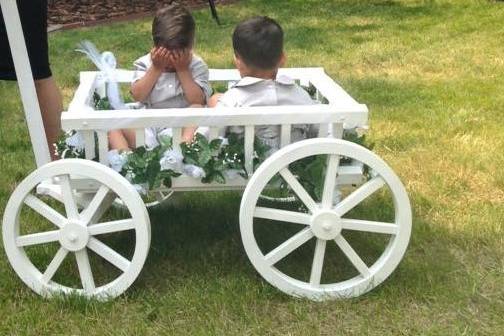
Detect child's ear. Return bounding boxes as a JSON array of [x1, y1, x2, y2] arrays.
[[278, 52, 287, 67], [234, 54, 241, 67], [234, 54, 245, 72]]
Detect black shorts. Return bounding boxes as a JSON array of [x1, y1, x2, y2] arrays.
[[0, 0, 51, 80]]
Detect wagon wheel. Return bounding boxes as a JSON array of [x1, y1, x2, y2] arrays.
[[240, 138, 412, 300], [2, 159, 150, 299]]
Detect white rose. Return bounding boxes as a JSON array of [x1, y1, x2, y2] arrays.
[[125, 171, 134, 182], [157, 128, 174, 143], [183, 164, 206, 179], [195, 126, 209, 138], [224, 169, 241, 180], [133, 183, 147, 195], [219, 136, 229, 148], [65, 131, 85, 151], [160, 149, 183, 173], [107, 149, 128, 172]]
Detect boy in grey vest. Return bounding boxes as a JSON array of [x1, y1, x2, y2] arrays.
[[208, 16, 315, 152]]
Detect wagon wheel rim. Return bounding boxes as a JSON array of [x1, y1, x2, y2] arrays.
[[3, 159, 150, 299], [240, 138, 412, 300]]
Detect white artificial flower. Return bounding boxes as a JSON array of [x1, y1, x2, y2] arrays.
[[107, 149, 128, 172], [224, 169, 241, 180], [219, 136, 229, 148], [65, 131, 85, 151], [133, 183, 147, 195], [183, 164, 206, 179], [160, 149, 183, 172], [124, 171, 134, 182], [158, 128, 173, 139], [195, 126, 209, 138]]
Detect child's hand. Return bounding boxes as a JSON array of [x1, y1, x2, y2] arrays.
[[150, 47, 171, 71], [170, 49, 192, 73]]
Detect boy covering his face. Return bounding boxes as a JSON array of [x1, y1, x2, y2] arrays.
[[109, 3, 212, 150]]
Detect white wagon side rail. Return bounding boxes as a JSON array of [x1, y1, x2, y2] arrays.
[[62, 105, 368, 131], [68, 68, 360, 110]]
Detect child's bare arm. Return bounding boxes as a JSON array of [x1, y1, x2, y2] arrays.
[[171, 49, 205, 105], [208, 93, 223, 108], [130, 48, 167, 102]]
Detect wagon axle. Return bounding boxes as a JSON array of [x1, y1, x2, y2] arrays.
[[311, 211, 343, 241], [59, 220, 89, 252]]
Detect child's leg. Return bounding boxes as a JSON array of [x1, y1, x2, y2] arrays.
[[122, 129, 136, 148], [208, 93, 223, 108], [109, 129, 134, 151], [181, 104, 203, 142], [181, 127, 197, 142]]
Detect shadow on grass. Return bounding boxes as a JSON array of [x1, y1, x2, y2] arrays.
[[114, 188, 468, 303]]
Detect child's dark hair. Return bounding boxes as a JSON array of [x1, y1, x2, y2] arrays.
[[152, 3, 195, 50], [232, 16, 284, 70]]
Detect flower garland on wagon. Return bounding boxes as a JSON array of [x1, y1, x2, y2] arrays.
[[55, 93, 271, 194], [55, 93, 372, 201]]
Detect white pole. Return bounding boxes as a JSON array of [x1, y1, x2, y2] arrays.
[[1, 0, 51, 167]]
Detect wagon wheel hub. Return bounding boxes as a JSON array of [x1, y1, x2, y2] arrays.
[[310, 211, 342, 240], [59, 220, 89, 252]]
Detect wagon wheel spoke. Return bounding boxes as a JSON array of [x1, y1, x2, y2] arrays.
[[309, 239, 327, 286], [87, 237, 131, 272], [41, 247, 69, 283], [59, 175, 79, 220], [24, 195, 66, 228], [334, 235, 370, 278], [88, 219, 135, 236], [75, 249, 95, 292], [264, 227, 314, 266], [279, 168, 318, 213], [16, 230, 60, 247], [334, 177, 385, 217], [321, 154, 340, 208], [254, 207, 311, 225], [341, 219, 398, 235], [79, 185, 111, 225]]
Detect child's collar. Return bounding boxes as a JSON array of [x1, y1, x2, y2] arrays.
[[234, 75, 295, 87]]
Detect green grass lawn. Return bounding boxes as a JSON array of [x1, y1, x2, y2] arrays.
[[1, 0, 503, 334]]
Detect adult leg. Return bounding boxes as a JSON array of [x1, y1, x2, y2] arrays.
[[34, 77, 62, 160]]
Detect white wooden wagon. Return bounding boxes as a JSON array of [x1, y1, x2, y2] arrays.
[[1, 0, 412, 301]]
